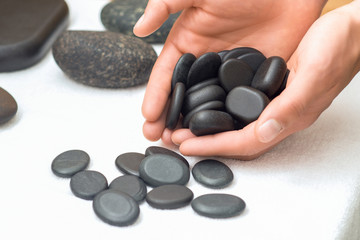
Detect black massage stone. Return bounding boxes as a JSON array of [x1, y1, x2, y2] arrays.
[[70, 170, 108, 200], [217, 50, 229, 61], [189, 110, 235, 136], [251, 56, 287, 98], [273, 69, 289, 98], [236, 51, 266, 72], [191, 193, 246, 218], [166, 82, 185, 130], [93, 189, 140, 226], [226, 86, 270, 125], [0, 87, 18, 125], [192, 159, 233, 188], [115, 152, 145, 176], [185, 78, 219, 97], [146, 185, 194, 209], [186, 52, 221, 88], [51, 149, 90, 178], [0, 0, 69, 72], [171, 53, 197, 91], [109, 175, 147, 202], [218, 58, 254, 92], [222, 47, 261, 62], [145, 146, 189, 168], [139, 154, 190, 187]]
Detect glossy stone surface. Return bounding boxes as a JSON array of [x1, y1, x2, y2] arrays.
[[52, 30, 157, 88], [93, 189, 140, 226], [222, 47, 261, 62], [189, 110, 235, 136], [186, 52, 221, 88], [185, 78, 219, 97], [70, 170, 108, 200], [109, 175, 147, 202], [166, 82, 185, 130], [146, 185, 194, 209], [145, 146, 189, 168], [139, 154, 190, 187], [115, 152, 145, 176], [226, 86, 270, 125], [191, 193, 246, 218], [236, 51, 266, 72], [0, 87, 18, 124], [0, 0, 69, 72], [273, 69, 289, 98], [51, 149, 90, 178], [192, 159, 233, 188], [217, 50, 229, 61], [219, 59, 254, 92], [251, 56, 287, 98], [171, 53, 196, 91]]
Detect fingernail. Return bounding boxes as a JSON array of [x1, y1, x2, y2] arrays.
[[134, 14, 145, 29], [257, 119, 283, 143]]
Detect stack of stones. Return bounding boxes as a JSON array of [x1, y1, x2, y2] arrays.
[[166, 47, 289, 136], [51, 147, 246, 227]]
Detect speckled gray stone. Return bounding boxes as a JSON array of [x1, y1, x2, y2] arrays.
[[52, 30, 157, 88], [145, 146, 189, 168], [70, 170, 108, 200], [0, 87, 18, 125], [192, 159, 233, 188], [109, 175, 147, 202], [51, 149, 90, 178], [146, 185, 194, 209], [115, 152, 145, 176]]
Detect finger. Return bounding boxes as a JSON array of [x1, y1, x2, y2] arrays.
[[171, 128, 196, 145], [142, 100, 169, 141]]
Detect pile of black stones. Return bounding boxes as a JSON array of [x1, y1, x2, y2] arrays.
[[166, 47, 289, 136], [51, 147, 246, 226]]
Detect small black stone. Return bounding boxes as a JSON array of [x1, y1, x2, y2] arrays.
[[236, 51, 266, 72], [0, 87, 18, 125], [115, 152, 145, 176], [171, 53, 197, 91], [189, 110, 235, 136], [272, 68, 289, 98], [217, 50, 229, 61], [70, 170, 108, 200], [222, 47, 261, 62], [192, 159, 233, 188], [185, 78, 219, 97], [191, 193, 246, 218], [109, 175, 147, 202], [166, 82, 185, 130], [145, 146, 189, 168], [51, 149, 90, 178], [93, 189, 140, 226], [218, 58, 254, 92], [146, 185, 194, 209]]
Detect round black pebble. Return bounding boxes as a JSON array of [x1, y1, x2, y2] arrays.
[[139, 154, 190, 187], [222, 47, 261, 62], [217, 50, 229, 61], [191, 193, 246, 218], [70, 170, 108, 200], [93, 189, 140, 226], [0, 87, 18, 125], [273, 68, 289, 98], [192, 159, 233, 188], [236, 51, 266, 72], [146, 185, 194, 209], [185, 78, 219, 97], [109, 175, 147, 202], [115, 152, 145, 176], [165, 82, 185, 130], [145, 146, 189, 168], [51, 149, 90, 178], [171, 53, 196, 91]]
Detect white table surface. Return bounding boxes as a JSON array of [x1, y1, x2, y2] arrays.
[[1, 1, 360, 239]]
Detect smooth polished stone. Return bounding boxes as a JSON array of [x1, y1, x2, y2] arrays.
[[145, 146, 189, 168], [182, 100, 225, 128], [0, 0, 69, 72], [192, 159, 233, 189], [51, 150, 90, 178], [109, 175, 147, 202], [236, 51, 266, 72], [273, 69, 289, 98], [139, 154, 190, 187], [218, 58, 254, 92], [226, 86, 270, 125], [52, 30, 157, 88], [217, 50, 229, 61], [182, 85, 226, 115], [191, 193, 246, 218], [70, 170, 108, 200], [251, 56, 287, 98], [0, 87, 18, 124], [185, 78, 219, 97], [166, 82, 185, 130], [146, 185, 194, 209], [189, 110, 235, 136], [115, 152, 145, 176], [93, 189, 140, 226], [171, 53, 197, 91], [186, 52, 221, 88], [222, 47, 261, 62]]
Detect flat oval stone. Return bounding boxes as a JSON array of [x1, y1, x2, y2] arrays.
[[115, 152, 145, 176], [192, 159, 233, 188], [226, 86, 270, 125], [51, 149, 90, 178], [165, 82, 185, 130], [185, 78, 219, 97], [93, 189, 140, 226], [139, 154, 190, 187], [70, 170, 108, 200], [0, 87, 18, 124], [251, 56, 287, 97], [186, 52, 221, 88], [52, 30, 157, 88], [218, 50, 229, 61], [171, 53, 196, 91], [236, 51, 266, 72], [109, 175, 147, 202], [146, 185, 194, 209], [189, 110, 235, 136], [219, 58, 254, 92], [272, 68, 289, 98], [191, 193, 246, 218], [145, 146, 189, 168], [182, 85, 226, 115], [222, 47, 261, 62]]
